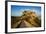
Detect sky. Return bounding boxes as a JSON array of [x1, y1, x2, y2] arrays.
[[11, 5, 41, 16]]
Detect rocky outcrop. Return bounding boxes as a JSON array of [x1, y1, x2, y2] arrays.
[[11, 10, 41, 28]]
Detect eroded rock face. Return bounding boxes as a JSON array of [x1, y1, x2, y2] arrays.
[[11, 11, 41, 28], [22, 11, 37, 19], [21, 11, 41, 27]]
